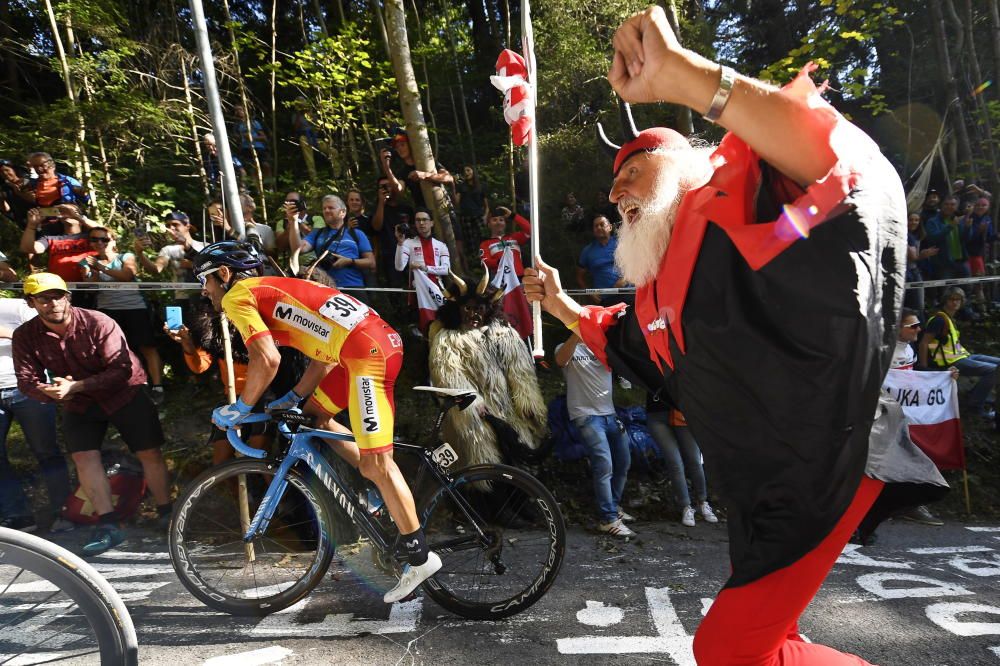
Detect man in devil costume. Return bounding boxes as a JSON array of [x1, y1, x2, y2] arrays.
[[525, 8, 908, 664]]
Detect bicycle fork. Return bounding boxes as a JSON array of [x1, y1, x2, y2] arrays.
[[243, 455, 298, 542]]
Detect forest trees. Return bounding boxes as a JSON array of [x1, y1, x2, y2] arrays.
[[0, 0, 998, 228]]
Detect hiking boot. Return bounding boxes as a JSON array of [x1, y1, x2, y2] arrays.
[[82, 525, 125, 556], [617, 509, 636, 523], [49, 518, 76, 534], [898, 505, 944, 526], [599, 518, 636, 537], [681, 506, 696, 527], [0, 516, 37, 533], [699, 502, 719, 523], [383, 551, 442, 604]]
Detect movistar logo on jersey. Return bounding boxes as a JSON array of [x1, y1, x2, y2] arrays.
[[272, 303, 332, 340], [356, 376, 380, 433]]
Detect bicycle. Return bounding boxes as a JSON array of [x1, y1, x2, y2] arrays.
[[168, 385, 566, 620], [0, 527, 139, 664]]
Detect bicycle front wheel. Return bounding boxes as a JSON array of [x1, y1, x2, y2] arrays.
[[169, 458, 336, 616], [0, 526, 138, 665], [420, 464, 566, 620]]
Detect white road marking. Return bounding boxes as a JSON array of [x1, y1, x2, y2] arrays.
[[203, 646, 294, 665], [0, 654, 67, 665], [91, 550, 169, 560], [926, 602, 1000, 637], [908, 546, 994, 554], [556, 587, 695, 664], [966, 527, 1000, 533], [250, 597, 422, 637], [948, 554, 1000, 577], [837, 544, 912, 569], [576, 601, 623, 627], [855, 573, 973, 600]]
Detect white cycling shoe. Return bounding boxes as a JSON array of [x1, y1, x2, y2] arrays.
[[383, 551, 442, 603]]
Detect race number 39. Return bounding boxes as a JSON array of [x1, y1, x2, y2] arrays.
[[432, 443, 458, 469], [319, 294, 370, 331]]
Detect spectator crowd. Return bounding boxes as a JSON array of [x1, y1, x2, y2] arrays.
[[0, 129, 996, 557]]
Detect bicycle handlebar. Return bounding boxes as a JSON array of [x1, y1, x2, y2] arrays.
[[225, 414, 270, 459]]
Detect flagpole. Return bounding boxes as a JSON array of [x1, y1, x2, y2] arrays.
[[521, 0, 544, 358]]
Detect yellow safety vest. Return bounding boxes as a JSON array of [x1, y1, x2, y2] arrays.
[[926, 311, 970, 367]]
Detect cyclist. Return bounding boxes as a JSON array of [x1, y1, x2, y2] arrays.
[[192, 240, 441, 603]]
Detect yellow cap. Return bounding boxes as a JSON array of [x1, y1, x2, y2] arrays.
[[23, 273, 69, 296]]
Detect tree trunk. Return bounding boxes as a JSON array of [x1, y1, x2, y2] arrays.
[[961, 0, 998, 192], [270, 0, 279, 185], [44, 0, 96, 207], [408, 0, 439, 157], [311, 0, 329, 37], [991, 0, 1000, 95], [0, 0, 19, 103], [444, 4, 476, 166], [182, 56, 211, 198], [383, 0, 459, 257], [929, 0, 975, 177], [221, 0, 267, 219]]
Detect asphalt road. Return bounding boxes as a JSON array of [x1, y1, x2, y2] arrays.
[[6, 518, 1000, 665]]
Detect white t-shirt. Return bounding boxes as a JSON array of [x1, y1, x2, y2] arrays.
[[158, 240, 205, 299], [891, 340, 916, 370], [0, 299, 37, 389], [557, 340, 615, 420], [245, 221, 276, 254]]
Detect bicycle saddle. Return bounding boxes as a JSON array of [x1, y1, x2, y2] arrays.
[[412, 386, 478, 411]]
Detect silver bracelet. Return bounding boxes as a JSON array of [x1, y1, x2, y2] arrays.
[[703, 65, 736, 123]]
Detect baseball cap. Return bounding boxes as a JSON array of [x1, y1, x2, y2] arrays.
[[165, 211, 190, 223], [23, 273, 69, 296]]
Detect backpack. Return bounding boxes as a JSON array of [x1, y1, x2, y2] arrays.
[[548, 395, 587, 462], [62, 462, 146, 525]]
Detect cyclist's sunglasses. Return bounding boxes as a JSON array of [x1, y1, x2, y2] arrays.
[[197, 267, 223, 286]]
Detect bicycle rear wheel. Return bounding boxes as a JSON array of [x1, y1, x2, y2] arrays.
[[0, 526, 138, 665], [169, 458, 336, 616], [420, 464, 566, 620]]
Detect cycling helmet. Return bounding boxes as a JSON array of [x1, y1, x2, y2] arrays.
[[192, 240, 263, 284]]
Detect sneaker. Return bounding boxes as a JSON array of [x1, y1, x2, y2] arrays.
[[383, 551, 442, 603], [150, 385, 165, 407], [699, 502, 719, 524], [681, 506, 696, 527], [49, 518, 76, 534], [0, 516, 37, 533], [598, 518, 636, 537], [898, 505, 944, 526], [617, 509, 636, 523], [617, 377, 632, 390], [82, 525, 125, 556]]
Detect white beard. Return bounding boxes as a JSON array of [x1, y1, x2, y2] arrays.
[[614, 170, 684, 287]]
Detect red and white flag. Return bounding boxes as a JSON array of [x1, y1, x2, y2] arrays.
[[490, 247, 533, 339], [412, 269, 444, 334], [491, 50, 534, 146], [883, 369, 965, 470]]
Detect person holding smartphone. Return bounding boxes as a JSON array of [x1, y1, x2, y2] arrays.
[[275, 191, 312, 257], [80, 228, 164, 404]]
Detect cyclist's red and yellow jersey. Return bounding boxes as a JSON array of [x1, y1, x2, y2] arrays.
[[221, 276, 375, 364]]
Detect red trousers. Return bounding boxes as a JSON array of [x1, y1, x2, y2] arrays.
[[692, 476, 883, 665]]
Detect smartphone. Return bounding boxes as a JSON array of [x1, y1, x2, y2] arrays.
[[134, 223, 148, 239], [165, 306, 183, 331], [37, 206, 61, 218]]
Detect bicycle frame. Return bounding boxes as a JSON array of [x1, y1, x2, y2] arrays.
[[227, 412, 487, 558]]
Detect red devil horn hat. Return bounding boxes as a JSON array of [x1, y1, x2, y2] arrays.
[[596, 100, 690, 177]]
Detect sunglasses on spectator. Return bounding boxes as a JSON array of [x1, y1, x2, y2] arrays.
[[902, 322, 921, 329], [32, 292, 68, 305], [197, 266, 223, 286], [89, 236, 111, 244]]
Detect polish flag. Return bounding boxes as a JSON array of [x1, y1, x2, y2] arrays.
[[412, 269, 444, 334], [490, 247, 533, 338], [883, 369, 965, 470], [491, 50, 534, 146]]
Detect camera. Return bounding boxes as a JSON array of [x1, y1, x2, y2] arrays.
[[285, 199, 306, 213], [396, 223, 416, 239]]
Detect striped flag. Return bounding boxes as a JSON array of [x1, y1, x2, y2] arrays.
[[491, 247, 533, 339], [883, 369, 965, 470], [412, 269, 444, 334]]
